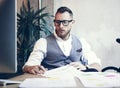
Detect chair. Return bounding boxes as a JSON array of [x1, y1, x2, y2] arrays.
[[116, 38, 120, 44], [102, 38, 120, 73]]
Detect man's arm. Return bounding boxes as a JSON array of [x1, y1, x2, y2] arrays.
[[80, 38, 102, 71], [22, 38, 47, 74]]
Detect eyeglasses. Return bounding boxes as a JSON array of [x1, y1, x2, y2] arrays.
[[54, 20, 73, 26]]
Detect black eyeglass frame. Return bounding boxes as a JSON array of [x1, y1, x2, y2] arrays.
[[54, 20, 73, 26]]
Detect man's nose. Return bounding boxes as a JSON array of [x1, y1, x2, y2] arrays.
[[59, 22, 64, 28]]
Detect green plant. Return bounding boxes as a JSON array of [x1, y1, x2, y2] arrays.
[[17, 0, 53, 67]]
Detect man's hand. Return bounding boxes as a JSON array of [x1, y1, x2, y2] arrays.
[[23, 65, 47, 75], [70, 62, 86, 70], [70, 62, 101, 71]]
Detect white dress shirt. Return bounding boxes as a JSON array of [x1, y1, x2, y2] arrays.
[[24, 34, 101, 66]]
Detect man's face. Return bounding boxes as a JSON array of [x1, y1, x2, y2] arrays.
[[54, 12, 74, 40]]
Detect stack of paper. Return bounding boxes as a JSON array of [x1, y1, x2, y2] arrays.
[[77, 72, 120, 88]]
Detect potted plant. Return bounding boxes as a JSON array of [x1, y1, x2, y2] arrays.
[[17, 0, 53, 72]]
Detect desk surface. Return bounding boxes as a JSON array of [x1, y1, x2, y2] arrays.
[[0, 73, 84, 88], [0, 73, 120, 88]]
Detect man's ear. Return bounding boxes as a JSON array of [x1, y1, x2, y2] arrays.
[[72, 20, 75, 24]]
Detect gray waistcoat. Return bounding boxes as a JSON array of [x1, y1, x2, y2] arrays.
[[41, 34, 87, 70]]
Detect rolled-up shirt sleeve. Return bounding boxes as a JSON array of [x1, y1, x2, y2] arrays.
[[80, 38, 101, 66], [24, 38, 47, 66]]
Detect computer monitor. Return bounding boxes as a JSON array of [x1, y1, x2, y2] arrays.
[[0, 0, 17, 73]]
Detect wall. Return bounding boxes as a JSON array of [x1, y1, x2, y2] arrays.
[[40, 0, 54, 15], [17, 0, 39, 13], [54, 0, 120, 68]]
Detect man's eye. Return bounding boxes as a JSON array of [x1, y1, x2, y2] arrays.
[[63, 21, 68, 24]]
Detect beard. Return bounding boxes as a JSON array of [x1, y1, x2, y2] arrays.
[[55, 29, 71, 40]]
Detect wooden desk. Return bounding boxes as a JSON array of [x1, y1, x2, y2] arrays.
[[0, 73, 84, 88]]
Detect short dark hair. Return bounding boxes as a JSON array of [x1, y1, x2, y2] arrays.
[[55, 7, 73, 17]]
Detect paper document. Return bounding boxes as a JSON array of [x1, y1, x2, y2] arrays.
[[77, 72, 120, 88], [19, 77, 77, 88], [43, 65, 80, 78], [19, 65, 79, 88]]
